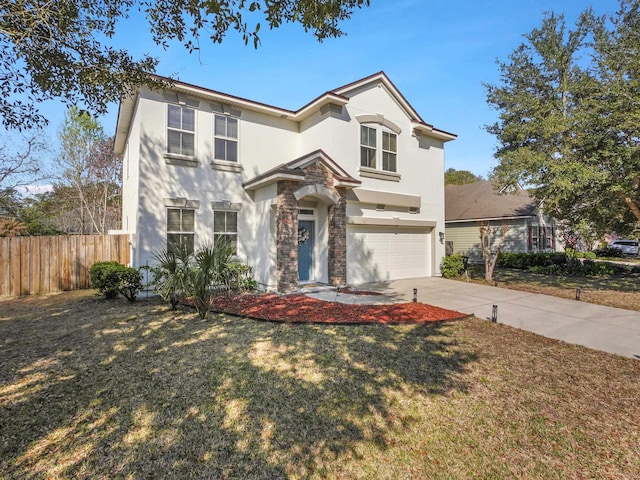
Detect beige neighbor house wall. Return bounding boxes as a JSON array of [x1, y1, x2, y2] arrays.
[[445, 213, 562, 263], [445, 219, 528, 263]]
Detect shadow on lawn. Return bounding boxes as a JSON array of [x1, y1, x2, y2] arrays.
[[0, 292, 476, 478]]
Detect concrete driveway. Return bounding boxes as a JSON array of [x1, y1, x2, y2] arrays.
[[360, 277, 640, 360]]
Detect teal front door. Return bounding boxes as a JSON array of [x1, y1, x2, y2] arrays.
[[298, 220, 314, 282]]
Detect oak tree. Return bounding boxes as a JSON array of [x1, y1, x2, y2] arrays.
[[486, 0, 640, 236], [1, 0, 370, 130]]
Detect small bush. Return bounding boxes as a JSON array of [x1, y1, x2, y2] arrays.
[[529, 264, 564, 275], [89, 261, 125, 299], [593, 247, 623, 258], [223, 262, 257, 293], [498, 252, 566, 269], [90, 261, 143, 301], [441, 255, 466, 279], [118, 267, 143, 302]]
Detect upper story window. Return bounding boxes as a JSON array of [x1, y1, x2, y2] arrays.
[[382, 131, 397, 172], [214, 115, 238, 162], [360, 125, 397, 173], [167, 104, 195, 156], [360, 126, 377, 169]]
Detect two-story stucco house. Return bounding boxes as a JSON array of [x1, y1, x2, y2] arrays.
[[113, 72, 456, 292]]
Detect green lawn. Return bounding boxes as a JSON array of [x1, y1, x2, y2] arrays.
[[1, 291, 639, 479]]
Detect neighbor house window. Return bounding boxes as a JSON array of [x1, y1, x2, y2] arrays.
[[214, 210, 238, 253], [382, 131, 397, 172], [167, 208, 195, 254], [529, 225, 539, 251], [360, 126, 376, 168], [214, 115, 238, 162], [541, 227, 555, 250], [167, 104, 195, 156]]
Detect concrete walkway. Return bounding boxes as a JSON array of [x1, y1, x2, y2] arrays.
[[307, 278, 640, 359]]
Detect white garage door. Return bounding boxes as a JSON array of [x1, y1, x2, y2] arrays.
[[347, 226, 431, 284]]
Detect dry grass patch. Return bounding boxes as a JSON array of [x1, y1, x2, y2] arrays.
[[1, 291, 639, 479], [464, 266, 640, 311]]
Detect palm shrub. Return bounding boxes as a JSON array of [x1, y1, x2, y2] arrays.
[[188, 242, 235, 319], [151, 246, 191, 310], [151, 241, 249, 319]]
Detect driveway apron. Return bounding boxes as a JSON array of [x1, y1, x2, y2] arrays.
[[359, 277, 640, 359]]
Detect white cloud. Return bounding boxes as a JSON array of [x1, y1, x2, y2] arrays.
[[16, 184, 53, 197]]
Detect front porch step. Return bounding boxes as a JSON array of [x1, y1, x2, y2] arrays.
[[295, 283, 337, 294]]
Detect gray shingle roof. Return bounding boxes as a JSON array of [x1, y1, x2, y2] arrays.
[[445, 181, 537, 222]]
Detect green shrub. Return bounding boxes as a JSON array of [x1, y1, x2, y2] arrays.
[[593, 247, 623, 258], [223, 262, 257, 293], [529, 264, 564, 275], [497, 252, 566, 269], [89, 261, 143, 301], [151, 242, 257, 319], [89, 261, 125, 299], [118, 267, 143, 302], [441, 255, 466, 279], [584, 251, 597, 259]]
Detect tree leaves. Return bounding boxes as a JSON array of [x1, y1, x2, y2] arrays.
[[0, 0, 369, 130]]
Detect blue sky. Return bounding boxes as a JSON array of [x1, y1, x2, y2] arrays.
[[19, 0, 619, 179]]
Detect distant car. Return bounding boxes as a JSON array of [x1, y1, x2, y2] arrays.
[[609, 240, 639, 256]]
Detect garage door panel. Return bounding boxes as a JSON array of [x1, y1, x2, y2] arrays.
[[347, 226, 431, 284]]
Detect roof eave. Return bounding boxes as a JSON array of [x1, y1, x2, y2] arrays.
[[114, 92, 137, 155], [412, 122, 457, 142]]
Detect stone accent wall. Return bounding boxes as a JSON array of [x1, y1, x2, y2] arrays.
[[302, 163, 333, 189], [274, 162, 349, 292], [276, 181, 299, 292], [328, 187, 347, 286]]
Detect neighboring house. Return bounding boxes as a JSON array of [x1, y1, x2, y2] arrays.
[[113, 72, 456, 292], [445, 181, 562, 262]]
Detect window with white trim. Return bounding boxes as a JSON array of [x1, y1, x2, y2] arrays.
[[360, 125, 376, 168], [214, 210, 238, 253], [167, 208, 195, 254], [167, 104, 195, 156], [214, 115, 238, 162], [382, 131, 397, 172], [360, 125, 398, 172]]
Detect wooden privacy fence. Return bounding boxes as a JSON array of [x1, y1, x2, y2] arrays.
[[0, 234, 130, 297]]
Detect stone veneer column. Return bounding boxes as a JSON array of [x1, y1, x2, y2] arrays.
[[328, 187, 347, 286], [276, 180, 300, 292]]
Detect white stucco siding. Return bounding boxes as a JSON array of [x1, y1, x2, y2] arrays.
[[338, 86, 446, 276], [347, 226, 432, 284], [239, 110, 299, 171], [249, 184, 278, 289], [119, 76, 452, 286], [130, 92, 259, 269]]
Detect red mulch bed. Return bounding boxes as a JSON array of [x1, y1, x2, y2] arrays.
[[208, 294, 469, 325]]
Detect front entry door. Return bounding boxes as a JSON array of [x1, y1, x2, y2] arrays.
[[298, 220, 314, 282]]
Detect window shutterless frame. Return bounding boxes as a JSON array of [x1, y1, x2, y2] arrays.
[[214, 115, 238, 162], [167, 104, 196, 157], [213, 210, 238, 254], [167, 208, 195, 254], [360, 125, 398, 173], [360, 125, 377, 168]]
